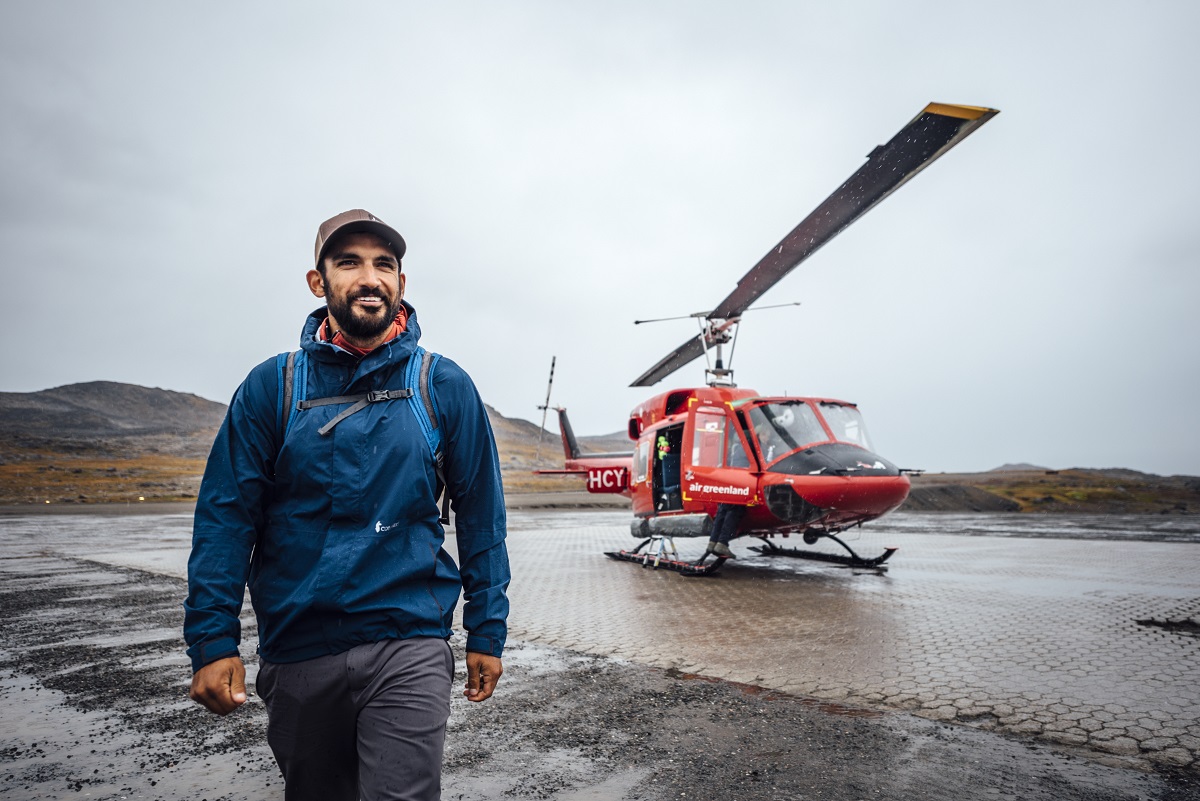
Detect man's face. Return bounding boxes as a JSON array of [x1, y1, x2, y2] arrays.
[[307, 232, 406, 345]]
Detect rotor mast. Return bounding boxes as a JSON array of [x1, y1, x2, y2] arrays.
[[698, 316, 739, 387], [634, 301, 801, 387]]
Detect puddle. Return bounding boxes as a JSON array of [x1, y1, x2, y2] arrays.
[[0, 667, 278, 800], [1136, 618, 1200, 637]]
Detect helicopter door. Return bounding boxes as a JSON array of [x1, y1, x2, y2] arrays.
[[684, 404, 758, 507], [652, 424, 685, 512]]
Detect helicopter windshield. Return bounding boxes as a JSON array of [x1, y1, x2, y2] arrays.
[[745, 402, 828, 464], [819, 402, 873, 450]]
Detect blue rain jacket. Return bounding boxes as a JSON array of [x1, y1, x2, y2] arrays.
[[184, 302, 509, 672]]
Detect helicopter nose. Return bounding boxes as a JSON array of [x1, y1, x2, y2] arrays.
[[765, 476, 910, 523], [818, 475, 911, 515]]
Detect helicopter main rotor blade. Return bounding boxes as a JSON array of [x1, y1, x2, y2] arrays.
[[710, 103, 997, 320], [630, 337, 711, 389], [631, 102, 998, 388]]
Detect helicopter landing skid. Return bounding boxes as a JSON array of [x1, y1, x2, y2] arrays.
[[749, 534, 897, 572], [605, 536, 728, 577]]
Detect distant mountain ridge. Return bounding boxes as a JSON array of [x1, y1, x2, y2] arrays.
[[0, 381, 226, 439], [0, 381, 590, 475], [989, 462, 1050, 472]]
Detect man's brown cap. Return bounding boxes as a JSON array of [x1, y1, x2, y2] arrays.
[[314, 209, 407, 268]]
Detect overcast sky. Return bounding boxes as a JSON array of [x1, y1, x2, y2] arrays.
[[2, 1, 1197, 476]]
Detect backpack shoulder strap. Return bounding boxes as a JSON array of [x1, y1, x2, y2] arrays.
[[275, 349, 307, 444], [403, 346, 443, 451], [276, 350, 294, 444], [404, 347, 449, 523]]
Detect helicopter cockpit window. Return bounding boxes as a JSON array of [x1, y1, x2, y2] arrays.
[[746, 402, 827, 464], [819, 402, 873, 450], [692, 406, 726, 468]]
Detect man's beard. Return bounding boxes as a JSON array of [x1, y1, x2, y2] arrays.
[[325, 283, 403, 341]]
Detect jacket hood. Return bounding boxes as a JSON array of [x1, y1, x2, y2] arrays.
[[300, 299, 423, 374]]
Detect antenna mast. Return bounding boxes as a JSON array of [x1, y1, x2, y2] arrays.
[[535, 356, 556, 463]]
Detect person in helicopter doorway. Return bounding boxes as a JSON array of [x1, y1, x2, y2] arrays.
[[656, 431, 680, 508], [657, 432, 671, 472]]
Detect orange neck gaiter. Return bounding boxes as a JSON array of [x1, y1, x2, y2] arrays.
[[318, 306, 408, 357]]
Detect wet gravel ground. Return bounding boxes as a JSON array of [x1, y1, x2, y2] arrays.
[[1, 510, 1198, 800]]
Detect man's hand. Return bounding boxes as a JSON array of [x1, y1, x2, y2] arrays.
[[464, 652, 502, 702], [189, 655, 247, 715]]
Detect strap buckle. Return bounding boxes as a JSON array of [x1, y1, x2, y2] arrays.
[[367, 389, 411, 403]]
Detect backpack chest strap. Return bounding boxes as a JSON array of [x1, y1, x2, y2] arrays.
[[298, 388, 414, 436], [277, 346, 449, 524]]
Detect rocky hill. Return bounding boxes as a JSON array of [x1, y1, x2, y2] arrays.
[[0, 382, 226, 461], [905, 468, 1199, 515], [0, 381, 226, 437], [0, 381, 596, 504]]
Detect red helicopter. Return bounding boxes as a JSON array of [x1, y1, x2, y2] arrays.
[[539, 102, 999, 575]]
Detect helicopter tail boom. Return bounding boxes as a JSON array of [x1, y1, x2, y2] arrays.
[[532, 407, 633, 474]]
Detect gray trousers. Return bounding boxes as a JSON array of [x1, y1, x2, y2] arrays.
[[256, 637, 454, 801]]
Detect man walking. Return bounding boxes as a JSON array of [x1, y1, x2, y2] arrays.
[[184, 209, 510, 801]]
